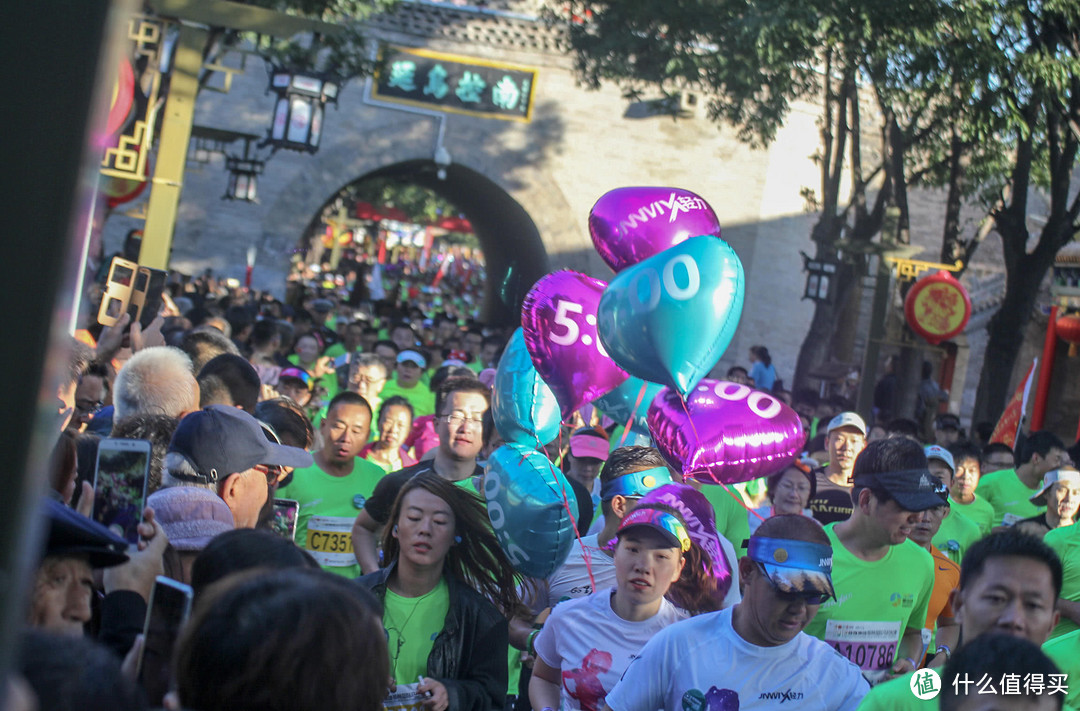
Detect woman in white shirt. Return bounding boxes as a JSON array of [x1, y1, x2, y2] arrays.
[[528, 504, 693, 711]]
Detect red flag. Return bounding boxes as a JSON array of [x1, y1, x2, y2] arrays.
[[990, 359, 1038, 448], [376, 236, 386, 265]]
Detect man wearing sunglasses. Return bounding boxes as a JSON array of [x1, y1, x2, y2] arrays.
[[605, 514, 868, 711], [160, 405, 312, 528], [803, 438, 943, 686]]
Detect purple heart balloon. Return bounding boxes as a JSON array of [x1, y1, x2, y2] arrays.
[[521, 270, 630, 419], [589, 186, 722, 273], [646, 379, 804, 485]]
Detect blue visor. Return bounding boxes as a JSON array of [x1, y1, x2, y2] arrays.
[[600, 466, 674, 501], [747, 536, 835, 600]]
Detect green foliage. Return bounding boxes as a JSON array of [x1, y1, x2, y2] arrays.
[[341, 177, 459, 226], [220, 0, 402, 80]]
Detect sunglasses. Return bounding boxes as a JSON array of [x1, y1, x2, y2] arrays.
[[253, 463, 283, 487], [756, 563, 831, 605]]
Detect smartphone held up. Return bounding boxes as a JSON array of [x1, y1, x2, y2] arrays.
[[92, 438, 151, 545]]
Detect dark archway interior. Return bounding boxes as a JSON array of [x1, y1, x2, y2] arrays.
[[309, 160, 550, 326]]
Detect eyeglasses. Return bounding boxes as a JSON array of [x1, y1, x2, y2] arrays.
[[253, 463, 283, 487], [442, 412, 484, 429], [756, 563, 831, 605], [75, 399, 104, 415]]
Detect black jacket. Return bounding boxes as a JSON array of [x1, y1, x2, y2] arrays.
[[357, 563, 508, 711]]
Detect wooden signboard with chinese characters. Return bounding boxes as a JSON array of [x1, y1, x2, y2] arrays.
[[372, 46, 537, 122]]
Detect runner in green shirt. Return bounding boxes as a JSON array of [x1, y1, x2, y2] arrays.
[[803, 438, 941, 685], [976, 431, 1068, 527], [1044, 515, 1080, 640], [924, 445, 982, 564], [946, 442, 996, 535], [278, 392, 384, 578], [380, 350, 435, 417], [854, 529, 1063, 709]]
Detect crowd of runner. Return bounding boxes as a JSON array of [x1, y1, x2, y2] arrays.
[[11, 262, 1080, 711]]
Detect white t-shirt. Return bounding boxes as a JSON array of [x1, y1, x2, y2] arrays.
[[534, 588, 688, 711], [527, 534, 619, 613], [605, 607, 869, 711]]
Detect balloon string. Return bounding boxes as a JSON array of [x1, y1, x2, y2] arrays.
[[675, 392, 765, 522], [616, 381, 649, 448], [554, 466, 595, 593]]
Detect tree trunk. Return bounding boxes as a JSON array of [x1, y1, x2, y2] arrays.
[[971, 249, 1056, 425], [793, 216, 854, 390]]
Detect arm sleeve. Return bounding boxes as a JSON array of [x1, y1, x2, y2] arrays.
[[441, 614, 509, 711], [604, 633, 671, 711], [832, 665, 872, 711]]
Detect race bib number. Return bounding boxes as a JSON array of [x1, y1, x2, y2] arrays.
[[305, 516, 355, 567], [384, 683, 425, 711], [1001, 513, 1023, 527], [825, 619, 900, 682]]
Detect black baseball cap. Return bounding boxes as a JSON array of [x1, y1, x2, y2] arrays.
[[853, 468, 949, 512], [42, 499, 129, 568], [169, 405, 313, 485], [935, 413, 961, 431]]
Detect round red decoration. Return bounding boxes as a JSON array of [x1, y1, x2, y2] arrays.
[[904, 270, 972, 345]]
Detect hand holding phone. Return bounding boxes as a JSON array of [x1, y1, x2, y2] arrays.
[[93, 438, 151, 545], [137, 576, 193, 707]]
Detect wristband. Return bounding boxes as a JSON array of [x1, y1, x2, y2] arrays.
[[903, 657, 918, 670], [934, 645, 952, 661], [527, 629, 540, 656]]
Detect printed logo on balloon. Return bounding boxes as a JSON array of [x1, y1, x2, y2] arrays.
[[597, 235, 745, 398], [521, 270, 629, 419], [589, 187, 721, 273], [647, 380, 804, 485]]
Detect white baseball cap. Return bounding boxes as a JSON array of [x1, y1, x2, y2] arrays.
[[1030, 468, 1080, 506], [826, 412, 867, 436], [924, 445, 955, 473]]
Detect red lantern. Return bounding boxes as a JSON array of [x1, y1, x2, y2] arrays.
[[1056, 314, 1080, 357], [904, 270, 972, 345]]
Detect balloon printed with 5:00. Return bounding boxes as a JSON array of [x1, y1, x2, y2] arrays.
[[647, 380, 804, 486], [521, 270, 629, 419], [597, 235, 745, 398], [483, 443, 578, 579]]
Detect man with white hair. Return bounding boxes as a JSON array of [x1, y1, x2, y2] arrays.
[[112, 346, 200, 423]]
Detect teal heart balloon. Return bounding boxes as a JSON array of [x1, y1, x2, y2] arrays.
[[593, 375, 665, 432], [597, 235, 745, 398], [491, 328, 562, 448], [483, 443, 578, 578]]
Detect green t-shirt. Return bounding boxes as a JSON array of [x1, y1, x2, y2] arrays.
[[277, 457, 386, 578], [1044, 525, 1080, 639], [975, 468, 1044, 527], [805, 524, 934, 682], [1043, 630, 1080, 711], [379, 376, 435, 417], [931, 503, 983, 565], [324, 342, 347, 359], [699, 483, 752, 550], [384, 579, 450, 685], [948, 494, 995, 536]]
